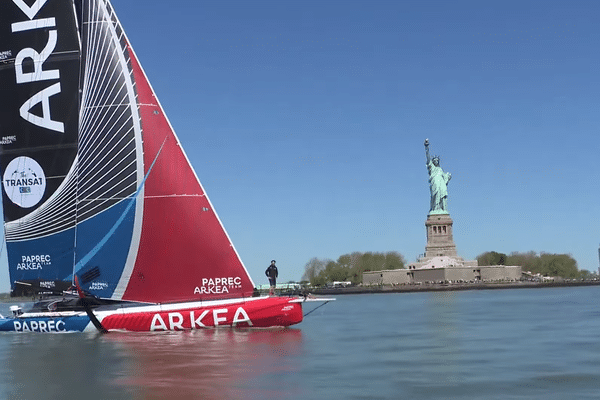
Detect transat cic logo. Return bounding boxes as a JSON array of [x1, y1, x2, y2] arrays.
[[3, 156, 46, 208]]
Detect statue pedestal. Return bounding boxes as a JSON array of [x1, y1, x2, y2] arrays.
[[424, 213, 457, 258], [408, 213, 478, 269]]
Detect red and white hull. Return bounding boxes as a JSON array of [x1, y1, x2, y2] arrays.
[[93, 296, 303, 332]]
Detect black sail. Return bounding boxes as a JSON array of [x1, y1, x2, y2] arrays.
[[0, 0, 80, 290]]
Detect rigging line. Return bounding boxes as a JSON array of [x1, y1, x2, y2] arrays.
[[7, 209, 75, 236], [78, 169, 134, 200], [76, 182, 136, 218], [79, 125, 134, 172], [0, 226, 6, 274], [36, 174, 69, 180], [77, 144, 136, 195], [144, 194, 206, 199], [7, 182, 77, 229], [80, 2, 103, 116], [91, 47, 126, 111], [81, 118, 134, 163], [71, 137, 168, 276], [77, 194, 205, 201], [78, 173, 136, 204], [80, 86, 131, 139], [85, 6, 120, 110], [5, 204, 73, 231], [79, 22, 134, 149], [85, 64, 129, 134], [80, 77, 131, 146], [303, 300, 331, 317], [94, 29, 130, 114], [81, 5, 106, 114], [84, 103, 138, 109]]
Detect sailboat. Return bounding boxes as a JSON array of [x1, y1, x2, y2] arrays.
[[0, 0, 329, 333]]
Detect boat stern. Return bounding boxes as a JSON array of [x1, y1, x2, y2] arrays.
[[246, 296, 304, 328]]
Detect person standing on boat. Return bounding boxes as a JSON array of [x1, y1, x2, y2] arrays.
[[265, 260, 278, 296]]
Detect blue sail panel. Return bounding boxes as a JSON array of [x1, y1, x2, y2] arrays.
[[73, 200, 137, 299], [7, 229, 75, 288]]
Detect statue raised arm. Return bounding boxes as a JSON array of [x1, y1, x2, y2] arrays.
[[424, 139, 451, 215], [424, 139, 431, 164]]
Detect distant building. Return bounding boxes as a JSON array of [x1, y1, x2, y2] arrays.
[[363, 214, 521, 286], [363, 259, 521, 286]]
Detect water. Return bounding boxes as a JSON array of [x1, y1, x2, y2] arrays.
[[0, 286, 599, 399]]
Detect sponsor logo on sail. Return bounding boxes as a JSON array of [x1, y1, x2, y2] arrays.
[[3, 156, 46, 208], [39, 280, 55, 289], [0, 136, 17, 145], [11, 0, 65, 133], [194, 276, 243, 295], [16, 254, 51, 270], [0, 50, 12, 60], [89, 282, 109, 291]]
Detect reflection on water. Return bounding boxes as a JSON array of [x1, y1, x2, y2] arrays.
[[0, 328, 303, 400], [107, 328, 304, 399], [0, 331, 131, 400], [1, 288, 600, 399], [424, 291, 461, 388]]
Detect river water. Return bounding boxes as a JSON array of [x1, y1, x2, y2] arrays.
[[0, 286, 598, 399]]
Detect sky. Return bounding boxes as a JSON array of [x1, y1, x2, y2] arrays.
[[2, 0, 600, 291]]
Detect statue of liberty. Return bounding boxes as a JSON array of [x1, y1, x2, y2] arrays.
[[424, 139, 451, 215]]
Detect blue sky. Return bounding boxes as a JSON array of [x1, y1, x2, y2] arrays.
[[2, 0, 599, 291]]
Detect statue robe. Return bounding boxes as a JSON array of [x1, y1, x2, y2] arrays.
[[427, 160, 451, 214]]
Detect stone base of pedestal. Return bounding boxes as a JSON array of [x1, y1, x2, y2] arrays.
[[407, 213, 478, 269]]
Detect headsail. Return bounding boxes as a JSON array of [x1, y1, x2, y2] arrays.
[[1, 0, 256, 304]]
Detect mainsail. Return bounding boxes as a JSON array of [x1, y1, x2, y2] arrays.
[[0, 0, 256, 304], [0, 0, 80, 290]]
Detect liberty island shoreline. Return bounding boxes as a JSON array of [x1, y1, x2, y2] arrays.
[[5, 280, 598, 303], [310, 279, 600, 296]]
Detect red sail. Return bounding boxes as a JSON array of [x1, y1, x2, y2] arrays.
[[119, 44, 255, 304]]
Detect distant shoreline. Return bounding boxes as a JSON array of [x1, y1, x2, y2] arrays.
[[0, 296, 33, 304], [309, 280, 600, 295], [2, 280, 598, 303]]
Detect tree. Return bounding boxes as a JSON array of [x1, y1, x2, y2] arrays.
[[324, 260, 349, 282], [301, 257, 328, 284], [538, 253, 578, 279], [477, 251, 507, 266], [506, 251, 539, 272], [384, 251, 406, 270], [306, 251, 406, 285], [477, 250, 581, 278], [578, 269, 597, 280], [499, 251, 579, 278]]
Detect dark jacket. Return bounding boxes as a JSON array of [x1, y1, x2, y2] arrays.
[[265, 265, 278, 279]]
